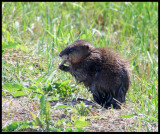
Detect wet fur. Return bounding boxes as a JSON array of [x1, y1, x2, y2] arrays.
[[59, 40, 130, 109]]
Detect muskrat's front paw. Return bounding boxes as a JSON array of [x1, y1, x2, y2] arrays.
[[59, 64, 69, 71], [59, 64, 65, 70]]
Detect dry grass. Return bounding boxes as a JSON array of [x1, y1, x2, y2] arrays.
[[2, 95, 158, 132]]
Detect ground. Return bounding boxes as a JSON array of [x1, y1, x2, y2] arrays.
[[2, 95, 158, 132]]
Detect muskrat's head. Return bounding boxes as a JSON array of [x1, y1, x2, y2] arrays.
[[59, 40, 94, 66]]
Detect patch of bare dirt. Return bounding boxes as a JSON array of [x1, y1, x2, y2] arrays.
[[2, 96, 158, 132]]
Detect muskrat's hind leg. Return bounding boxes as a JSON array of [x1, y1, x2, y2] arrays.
[[105, 83, 128, 109], [116, 83, 127, 103], [94, 91, 121, 109], [92, 91, 106, 107], [108, 98, 121, 109]]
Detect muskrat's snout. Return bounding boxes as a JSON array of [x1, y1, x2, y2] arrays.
[[59, 48, 67, 58], [59, 49, 69, 66], [59, 51, 63, 57]]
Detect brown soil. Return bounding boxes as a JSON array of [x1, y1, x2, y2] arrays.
[[2, 96, 158, 132]]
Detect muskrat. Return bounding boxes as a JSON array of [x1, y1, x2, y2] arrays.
[[59, 40, 130, 109]]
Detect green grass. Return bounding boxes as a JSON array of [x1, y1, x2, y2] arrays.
[[2, 2, 158, 132]]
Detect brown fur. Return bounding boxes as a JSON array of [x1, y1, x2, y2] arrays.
[[59, 40, 130, 109]]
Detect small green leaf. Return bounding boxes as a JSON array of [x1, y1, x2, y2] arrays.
[[74, 120, 90, 128], [2, 41, 18, 50], [16, 44, 28, 52], [74, 127, 85, 132], [55, 105, 71, 109], [16, 120, 32, 131], [119, 114, 138, 118], [148, 116, 158, 122], [3, 83, 24, 94], [2, 90, 6, 95], [66, 121, 73, 126], [30, 112, 37, 120], [40, 95, 45, 121], [45, 100, 50, 115], [138, 118, 141, 132], [11, 91, 27, 97], [79, 116, 86, 121], [2, 121, 18, 132], [3, 83, 16, 92], [64, 127, 73, 132], [30, 112, 42, 126], [56, 119, 64, 125], [21, 59, 29, 72], [12, 84, 24, 89]]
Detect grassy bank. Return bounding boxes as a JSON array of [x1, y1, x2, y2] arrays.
[[2, 2, 158, 132]]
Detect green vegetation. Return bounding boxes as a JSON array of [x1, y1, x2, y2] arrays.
[[2, 2, 158, 132]]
